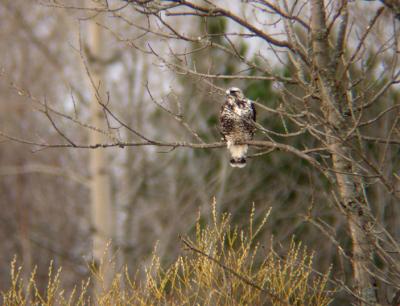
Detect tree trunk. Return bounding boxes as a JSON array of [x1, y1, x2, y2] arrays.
[[16, 164, 32, 292], [310, 0, 377, 304], [87, 9, 114, 293]]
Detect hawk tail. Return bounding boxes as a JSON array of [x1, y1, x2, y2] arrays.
[[230, 157, 247, 168], [228, 143, 248, 168]]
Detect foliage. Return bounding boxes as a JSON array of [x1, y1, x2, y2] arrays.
[[2, 202, 333, 306]]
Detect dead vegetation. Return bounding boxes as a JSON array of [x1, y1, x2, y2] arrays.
[[2, 202, 333, 306]]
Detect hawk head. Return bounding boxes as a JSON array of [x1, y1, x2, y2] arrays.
[[226, 87, 244, 99]]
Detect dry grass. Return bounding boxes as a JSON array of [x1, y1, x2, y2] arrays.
[[2, 202, 334, 305]]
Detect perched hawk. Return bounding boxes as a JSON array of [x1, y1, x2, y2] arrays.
[[219, 87, 256, 168]]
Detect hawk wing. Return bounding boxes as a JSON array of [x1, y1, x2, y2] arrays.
[[241, 99, 256, 138], [250, 100, 256, 135], [251, 101, 256, 122], [219, 97, 234, 141]]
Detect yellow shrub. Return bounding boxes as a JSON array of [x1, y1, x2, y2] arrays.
[[2, 202, 333, 305]]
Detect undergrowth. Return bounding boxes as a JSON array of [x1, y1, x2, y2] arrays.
[[2, 202, 334, 305]]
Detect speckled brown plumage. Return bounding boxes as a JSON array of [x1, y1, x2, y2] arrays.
[[219, 87, 256, 168]]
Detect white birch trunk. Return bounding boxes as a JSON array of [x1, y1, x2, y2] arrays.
[[87, 8, 114, 293]]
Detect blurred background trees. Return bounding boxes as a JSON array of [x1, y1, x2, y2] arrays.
[[1, 0, 400, 304]]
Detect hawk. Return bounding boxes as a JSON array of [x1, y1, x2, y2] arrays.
[[219, 87, 256, 168]]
